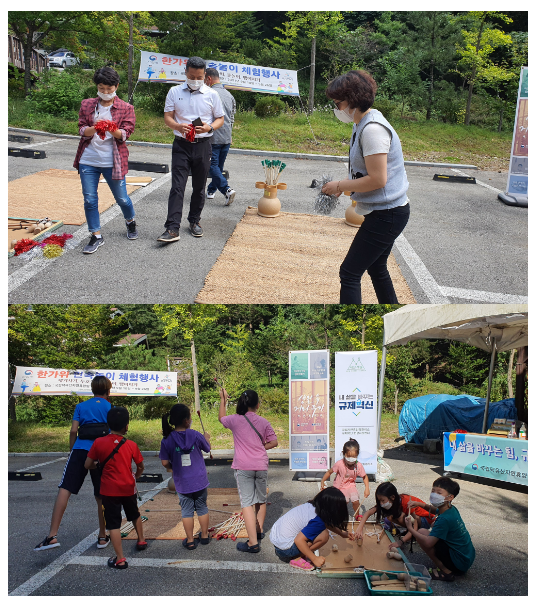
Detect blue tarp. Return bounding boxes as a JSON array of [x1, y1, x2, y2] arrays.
[[398, 394, 518, 444]]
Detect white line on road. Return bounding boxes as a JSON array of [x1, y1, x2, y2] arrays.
[[8, 173, 172, 294], [8, 480, 168, 596], [439, 286, 528, 303], [67, 556, 304, 573], [450, 168, 503, 194], [17, 139, 66, 149], [394, 234, 450, 303], [17, 457, 67, 472]]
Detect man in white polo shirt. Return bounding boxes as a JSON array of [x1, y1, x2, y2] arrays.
[[158, 56, 224, 242]]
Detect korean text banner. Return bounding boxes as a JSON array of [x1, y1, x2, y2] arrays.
[[138, 51, 299, 96], [289, 350, 329, 471], [443, 432, 527, 487], [13, 366, 177, 397], [505, 67, 528, 197], [335, 351, 378, 474]]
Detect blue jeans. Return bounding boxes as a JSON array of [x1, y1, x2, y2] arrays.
[[79, 164, 135, 233], [274, 543, 301, 562], [207, 143, 230, 195]]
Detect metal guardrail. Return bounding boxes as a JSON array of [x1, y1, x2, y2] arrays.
[[8, 35, 47, 73]]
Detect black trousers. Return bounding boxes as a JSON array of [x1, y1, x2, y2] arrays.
[[165, 137, 212, 231], [339, 203, 410, 304]]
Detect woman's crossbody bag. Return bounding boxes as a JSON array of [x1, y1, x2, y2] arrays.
[[243, 415, 265, 446]]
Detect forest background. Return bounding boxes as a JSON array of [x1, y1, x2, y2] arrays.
[[8, 304, 522, 452], [8, 11, 529, 170]]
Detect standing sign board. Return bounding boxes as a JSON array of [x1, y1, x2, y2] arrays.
[[335, 351, 378, 475], [289, 350, 330, 471], [13, 366, 177, 397], [499, 67, 528, 206], [138, 51, 299, 96]]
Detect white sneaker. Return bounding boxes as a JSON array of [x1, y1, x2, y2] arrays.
[[225, 189, 236, 206], [206, 191, 216, 200]]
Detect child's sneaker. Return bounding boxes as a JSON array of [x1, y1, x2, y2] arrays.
[[126, 220, 138, 240]]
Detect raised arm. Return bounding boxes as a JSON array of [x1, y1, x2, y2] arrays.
[[218, 388, 229, 422]]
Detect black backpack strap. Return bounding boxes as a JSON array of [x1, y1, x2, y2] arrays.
[[99, 437, 127, 471], [243, 415, 265, 446]]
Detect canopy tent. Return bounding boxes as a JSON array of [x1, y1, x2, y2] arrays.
[[377, 304, 528, 446]]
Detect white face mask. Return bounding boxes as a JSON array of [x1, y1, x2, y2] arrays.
[[333, 106, 356, 123], [430, 492, 447, 506], [187, 78, 204, 90], [380, 501, 392, 509], [97, 90, 116, 101], [345, 456, 357, 464]]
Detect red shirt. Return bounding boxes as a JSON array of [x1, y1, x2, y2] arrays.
[[400, 494, 433, 519], [73, 96, 135, 180], [88, 434, 143, 497]]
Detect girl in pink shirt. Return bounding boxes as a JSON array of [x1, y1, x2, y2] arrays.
[[321, 438, 370, 516], [219, 388, 278, 554]]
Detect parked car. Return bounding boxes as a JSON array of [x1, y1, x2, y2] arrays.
[[48, 50, 78, 68]]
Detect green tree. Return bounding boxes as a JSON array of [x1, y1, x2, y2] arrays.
[[455, 11, 513, 125], [153, 305, 226, 412], [445, 341, 488, 390], [385, 345, 418, 413]]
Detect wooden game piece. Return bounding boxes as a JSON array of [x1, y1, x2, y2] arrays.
[[332, 544, 338, 552], [344, 554, 353, 564], [26, 225, 35, 233], [357, 537, 363, 546], [386, 551, 402, 560], [408, 583, 417, 591], [370, 575, 381, 582], [380, 573, 389, 581], [397, 573, 408, 581]]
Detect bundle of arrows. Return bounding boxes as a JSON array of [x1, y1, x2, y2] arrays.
[[208, 512, 245, 541], [261, 159, 286, 185]]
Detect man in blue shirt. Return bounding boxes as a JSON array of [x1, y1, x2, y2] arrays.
[[34, 376, 112, 551]]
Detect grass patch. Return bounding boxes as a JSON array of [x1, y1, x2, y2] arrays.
[[8, 98, 511, 170]]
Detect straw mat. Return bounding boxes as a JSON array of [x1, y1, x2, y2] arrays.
[[195, 208, 416, 303], [122, 487, 247, 540], [8, 169, 140, 226]]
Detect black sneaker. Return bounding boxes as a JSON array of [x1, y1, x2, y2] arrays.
[[126, 220, 138, 240], [83, 234, 104, 254], [189, 222, 203, 237], [157, 229, 180, 243]]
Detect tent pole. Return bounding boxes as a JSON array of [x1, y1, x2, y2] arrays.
[[377, 345, 387, 449], [482, 337, 497, 433]]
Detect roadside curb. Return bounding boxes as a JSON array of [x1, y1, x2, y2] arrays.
[[8, 126, 479, 169]]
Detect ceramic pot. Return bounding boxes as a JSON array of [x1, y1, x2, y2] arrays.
[[257, 185, 281, 217]]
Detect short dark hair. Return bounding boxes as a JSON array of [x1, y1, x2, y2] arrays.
[[108, 406, 129, 432], [162, 403, 191, 438], [186, 56, 206, 72], [309, 487, 348, 532], [236, 390, 259, 415], [93, 67, 120, 87], [343, 438, 360, 456], [205, 67, 219, 79], [91, 375, 112, 396], [326, 69, 377, 112], [433, 476, 460, 498]]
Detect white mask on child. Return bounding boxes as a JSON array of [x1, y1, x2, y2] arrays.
[[97, 91, 116, 101], [430, 492, 446, 506], [380, 501, 393, 509], [345, 457, 357, 464]]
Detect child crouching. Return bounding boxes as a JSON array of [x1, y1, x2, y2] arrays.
[[269, 487, 351, 571]]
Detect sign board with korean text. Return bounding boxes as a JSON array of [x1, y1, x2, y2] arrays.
[[12, 366, 177, 397], [335, 351, 378, 475], [138, 51, 299, 96], [504, 67, 528, 200], [289, 350, 329, 471], [444, 432, 528, 486]]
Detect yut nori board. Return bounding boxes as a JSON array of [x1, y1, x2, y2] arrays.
[[289, 350, 329, 471], [138, 51, 299, 96], [12, 366, 177, 397], [335, 352, 378, 475], [444, 432, 528, 486]]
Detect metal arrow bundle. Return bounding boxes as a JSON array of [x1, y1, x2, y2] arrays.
[[313, 173, 341, 215], [261, 159, 286, 185]]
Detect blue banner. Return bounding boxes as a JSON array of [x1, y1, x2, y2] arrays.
[[443, 432, 528, 486]]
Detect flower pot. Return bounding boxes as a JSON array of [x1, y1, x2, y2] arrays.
[[257, 184, 281, 218], [344, 198, 364, 227]]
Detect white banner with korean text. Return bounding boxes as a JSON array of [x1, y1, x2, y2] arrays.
[[334, 351, 378, 475], [13, 366, 177, 397], [138, 51, 299, 96], [289, 350, 330, 472]]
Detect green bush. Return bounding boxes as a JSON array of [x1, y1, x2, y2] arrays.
[[15, 394, 81, 425], [8, 64, 26, 98], [254, 95, 285, 118], [30, 70, 84, 117], [142, 397, 178, 420], [372, 98, 397, 121], [258, 388, 288, 415]]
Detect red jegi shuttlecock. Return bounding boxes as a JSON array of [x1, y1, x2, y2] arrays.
[[185, 124, 196, 142], [94, 120, 118, 140]]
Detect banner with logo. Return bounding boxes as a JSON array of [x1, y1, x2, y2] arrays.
[[504, 66, 528, 201], [138, 51, 299, 96], [289, 350, 329, 471], [444, 432, 528, 486], [13, 366, 177, 397], [334, 351, 378, 475]]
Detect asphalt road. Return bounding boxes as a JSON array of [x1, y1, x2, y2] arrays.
[[8, 448, 527, 596], [8, 131, 528, 304]]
